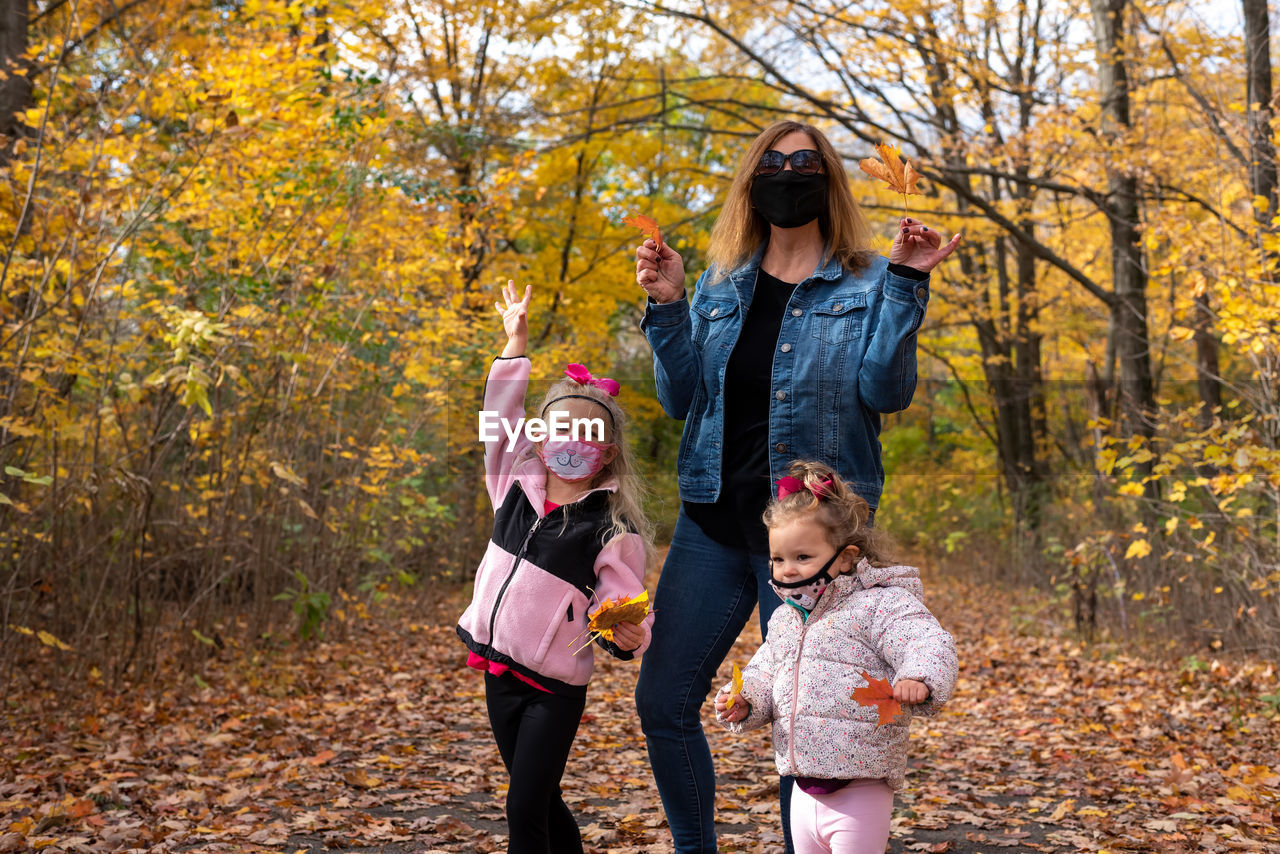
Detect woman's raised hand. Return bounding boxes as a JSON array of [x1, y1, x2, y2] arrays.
[[495, 279, 531, 358], [890, 217, 961, 274], [635, 239, 686, 305]]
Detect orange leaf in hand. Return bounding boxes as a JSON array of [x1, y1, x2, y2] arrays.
[[587, 589, 650, 642], [623, 213, 663, 252], [858, 143, 922, 197], [726, 663, 744, 711], [851, 671, 902, 727]]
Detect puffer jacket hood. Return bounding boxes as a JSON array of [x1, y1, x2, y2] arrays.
[[720, 558, 957, 789], [853, 559, 925, 602]]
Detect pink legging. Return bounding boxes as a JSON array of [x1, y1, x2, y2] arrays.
[[789, 778, 894, 854]]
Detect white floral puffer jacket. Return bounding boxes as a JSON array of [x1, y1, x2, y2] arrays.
[[718, 559, 957, 790]]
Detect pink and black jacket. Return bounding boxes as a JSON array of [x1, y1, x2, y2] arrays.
[[456, 356, 653, 697]]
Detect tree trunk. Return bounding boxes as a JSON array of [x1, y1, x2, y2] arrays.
[[1193, 287, 1221, 428], [1090, 0, 1156, 440], [0, 0, 30, 158], [1243, 0, 1277, 230]]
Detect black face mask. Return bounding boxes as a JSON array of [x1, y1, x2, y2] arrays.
[[750, 171, 828, 229], [768, 549, 844, 610]]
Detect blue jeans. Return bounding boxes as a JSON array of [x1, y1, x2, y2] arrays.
[[635, 509, 794, 853]]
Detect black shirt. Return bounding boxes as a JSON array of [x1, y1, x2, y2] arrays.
[[683, 269, 797, 554]]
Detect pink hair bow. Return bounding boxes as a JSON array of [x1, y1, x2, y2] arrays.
[[776, 475, 833, 500], [564, 363, 620, 397]]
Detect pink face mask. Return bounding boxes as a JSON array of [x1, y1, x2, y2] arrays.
[[538, 439, 615, 482]]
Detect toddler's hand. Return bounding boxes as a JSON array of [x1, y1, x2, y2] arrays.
[[611, 621, 644, 652], [714, 688, 749, 723], [894, 678, 930, 704]]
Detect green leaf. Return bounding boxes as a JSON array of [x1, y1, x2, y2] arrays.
[[183, 380, 213, 416]]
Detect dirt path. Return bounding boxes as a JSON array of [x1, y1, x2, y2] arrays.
[[2, 564, 1278, 853]]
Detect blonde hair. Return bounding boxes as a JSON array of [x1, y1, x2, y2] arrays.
[[532, 376, 654, 561], [762, 460, 893, 566], [707, 120, 876, 283]]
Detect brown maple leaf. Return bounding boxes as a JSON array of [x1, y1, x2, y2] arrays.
[[572, 590, 650, 654], [858, 143, 923, 198], [726, 663, 744, 711], [851, 670, 902, 727], [623, 213, 663, 252]]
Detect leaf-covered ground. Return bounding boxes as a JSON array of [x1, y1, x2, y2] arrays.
[[3, 560, 1279, 853]]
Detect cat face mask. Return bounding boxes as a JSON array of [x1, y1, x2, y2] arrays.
[[538, 438, 614, 482]]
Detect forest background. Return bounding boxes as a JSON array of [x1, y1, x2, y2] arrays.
[[1, 0, 1278, 692]]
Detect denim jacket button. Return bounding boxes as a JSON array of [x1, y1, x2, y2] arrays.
[[916, 287, 927, 299], [710, 307, 719, 316], [776, 390, 786, 400], [780, 343, 792, 353], [791, 308, 803, 317], [833, 303, 843, 312], [775, 442, 786, 452]]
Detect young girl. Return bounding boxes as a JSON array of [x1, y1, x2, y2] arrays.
[[457, 281, 654, 854], [714, 461, 957, 854]]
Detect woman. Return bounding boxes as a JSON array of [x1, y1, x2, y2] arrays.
[[633, 120, 959, 853]]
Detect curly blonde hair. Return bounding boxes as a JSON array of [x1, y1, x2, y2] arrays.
[[707, 120, 876, 282], [761, 460, 893, 566]]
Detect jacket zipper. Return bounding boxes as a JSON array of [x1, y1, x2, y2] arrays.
[[487, 513, 547, 645], [788, 614, 812, 772]]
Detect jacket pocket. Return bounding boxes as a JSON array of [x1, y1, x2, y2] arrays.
[[533, 588, 579, 668], [810, 294, 866, 345], [691, 298, 739, 348]]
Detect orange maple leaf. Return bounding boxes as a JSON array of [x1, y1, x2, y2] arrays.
[[851, 670, 902, 727], [858, 143, 923, 198], [726, 663, 744, 711], [623, 213, 663, 252], [586, 589, 650, 642]]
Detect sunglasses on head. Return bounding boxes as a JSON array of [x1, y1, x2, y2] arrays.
[[755, 149, 823, 176]]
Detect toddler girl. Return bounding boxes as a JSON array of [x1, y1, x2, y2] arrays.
[[715, 460, 957, 854], [457, 281, 653, 854]]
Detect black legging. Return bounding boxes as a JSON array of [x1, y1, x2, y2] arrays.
[[484, 671, 586, 854]]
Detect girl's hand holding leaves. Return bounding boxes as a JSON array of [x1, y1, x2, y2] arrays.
[[726, 663, 743, 710], [715, 667, 748, 723], [572, 590, 650, 655], [610, 620, 644, 652]]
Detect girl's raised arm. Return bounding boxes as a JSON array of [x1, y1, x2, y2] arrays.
[[482, 282, 534, 509]]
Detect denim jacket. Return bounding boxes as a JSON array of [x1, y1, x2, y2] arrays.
[[640, 251, 928, 510]]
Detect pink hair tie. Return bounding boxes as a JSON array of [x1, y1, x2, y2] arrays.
[[564, 363, 620, 397], [776, 476, 833, 500]]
